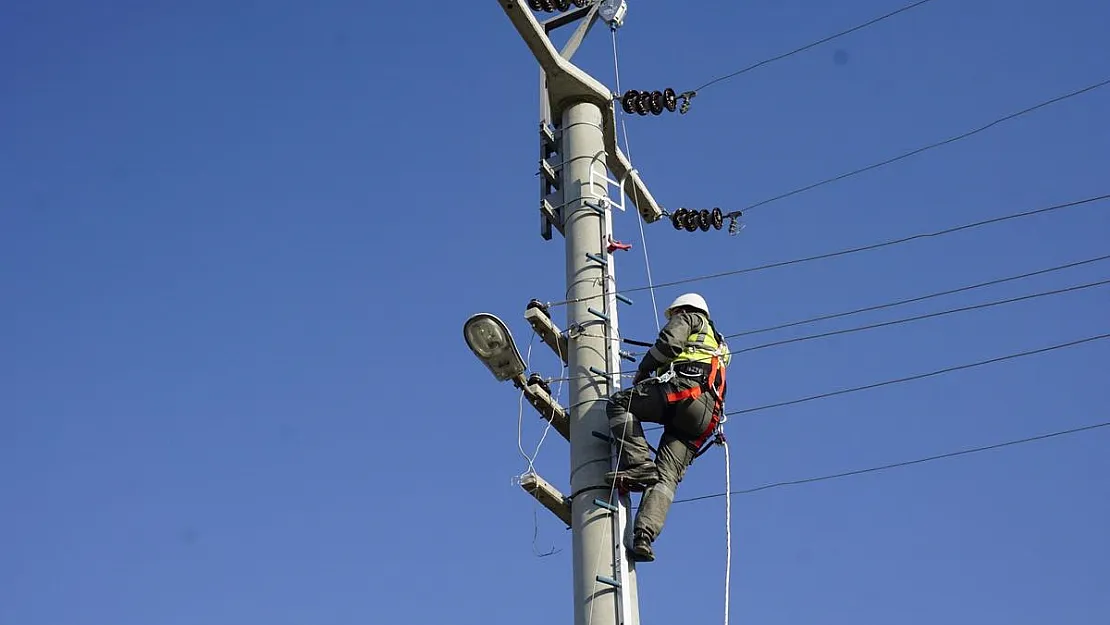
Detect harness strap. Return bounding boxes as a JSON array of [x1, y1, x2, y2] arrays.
[[664, 385, 703, 403]]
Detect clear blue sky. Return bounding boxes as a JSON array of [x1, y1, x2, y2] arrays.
[[2, 1, 1108, 624]]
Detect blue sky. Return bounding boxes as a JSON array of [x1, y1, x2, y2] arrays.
[[2, 1, 1108, 624]]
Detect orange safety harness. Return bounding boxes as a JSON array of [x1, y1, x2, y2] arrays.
[[661, 327, 729, 456]]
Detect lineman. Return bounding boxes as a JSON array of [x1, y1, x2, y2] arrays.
[[605, 293, 731, 562]]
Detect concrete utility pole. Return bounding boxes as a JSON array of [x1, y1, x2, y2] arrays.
[[473, 3, 665, 625], [561, 99, 631, 625]]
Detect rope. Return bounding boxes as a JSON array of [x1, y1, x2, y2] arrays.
[[584, 28, 642, 617], [611, 25, 661, 332], [517, 335, 539, 473], [722, 434, 732, 625], [586, 385, 636, 625]]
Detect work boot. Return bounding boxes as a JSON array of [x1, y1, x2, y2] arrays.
[[630, 531, 655, 562], [605, 461, 659, 492]]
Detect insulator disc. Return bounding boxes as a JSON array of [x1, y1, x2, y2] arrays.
[[555, 0, 570, 11], [650, 91, 665, 115], [529, 0, 543, 9], [636, 91, 652, 115], [711, 207, 724, 230], [573, 0, 590, 6], [672, 208, 687, 230], [664, 88, 678, 113], [683, 210, 700, 232], [698, 209, 712, 231], [621, 90, 639, 115], [540, 0, 555, 12]]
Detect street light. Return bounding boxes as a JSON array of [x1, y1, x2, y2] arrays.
[[463, 313, 528, 385]]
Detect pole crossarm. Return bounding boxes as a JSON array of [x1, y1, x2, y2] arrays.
[[520, 471, 573, 527], [523, 381, 570, 442], [525, 305, 570, 364], [498, 0, 664, 225]]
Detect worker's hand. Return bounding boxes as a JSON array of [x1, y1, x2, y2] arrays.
[[632, 370, 649, 386]]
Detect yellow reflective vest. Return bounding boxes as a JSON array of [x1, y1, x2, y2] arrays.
[[671, 319, 731, 369]]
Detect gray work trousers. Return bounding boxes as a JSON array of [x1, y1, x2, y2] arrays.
[[606, 376, 718, 542]]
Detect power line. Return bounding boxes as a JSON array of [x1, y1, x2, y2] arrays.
[[727, 254, 1110, 339], [692, 0, 940, 93], [673, 420, 1110, 504], [744, 77, 1110, 212], [728, 332, 1110, 416], [550, 193, 1110, 307], [732, 279, 1110, 354]]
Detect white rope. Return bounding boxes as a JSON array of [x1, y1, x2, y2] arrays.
[[722, 433, 732, 625], [611, 26, 661, 332], [516, 336, 537, 472]]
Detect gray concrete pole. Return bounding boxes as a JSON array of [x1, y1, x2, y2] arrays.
[[562, 100, 622, 625]]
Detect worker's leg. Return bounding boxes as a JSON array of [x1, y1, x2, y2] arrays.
[[605, 380, 668, 485], [630, 433, 695, 562], [630, 393, 715, 561]]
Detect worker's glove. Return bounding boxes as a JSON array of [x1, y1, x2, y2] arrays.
[[632, 370, 650, 386]]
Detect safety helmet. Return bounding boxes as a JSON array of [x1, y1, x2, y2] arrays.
[[665, 293, 709, 318]]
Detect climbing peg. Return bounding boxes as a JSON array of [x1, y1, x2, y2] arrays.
[[596, 575, 622, 588], [592, 431, 615, 444], [593, 498, 619, 513], [589, 366, 611, 378], [587, 307, 610, 323], [584, 200, 607, 215]]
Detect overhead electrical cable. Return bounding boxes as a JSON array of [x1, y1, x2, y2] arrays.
[[548, 193, 1110, 307], [692, 0, 941, 93], [672, 420, 1110, 504], [742, 78, 1110, 212], [732, 279, 1110, 354], [727, 333, 1110, 416], [727, 254, 1110, 339]]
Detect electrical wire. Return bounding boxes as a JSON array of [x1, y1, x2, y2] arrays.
[[547, 193, 1110, 307], [743, 78, 1110, 213], [727, 254, 1110, 339], [607, 274, 1110, 363], [732, 278, 1110, 355], [692, 0, 940, 93], [728, 332, 1110, 416], [612, 26, 661, 332], [548, 284, 1110, 386], [674, 420, 1110, 504]]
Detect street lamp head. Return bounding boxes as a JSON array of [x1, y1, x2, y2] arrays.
[[463, 313, 528, 383]]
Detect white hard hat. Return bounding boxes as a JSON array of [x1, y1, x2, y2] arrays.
[[665, 293, 709, 318]]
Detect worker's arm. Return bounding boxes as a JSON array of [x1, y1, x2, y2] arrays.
[[634, 311, 705, 383]]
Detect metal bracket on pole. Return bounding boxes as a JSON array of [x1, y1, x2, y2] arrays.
[[541, 198, 564, 237], [522, 381, 570, 442], [502, 0, 664, 225], [540, 122, 564, 240], [525, 303, 570, 364], [520, 472, 572, 528]]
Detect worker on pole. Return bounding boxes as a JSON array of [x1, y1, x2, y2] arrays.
[[604, 293, 731, 562]]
